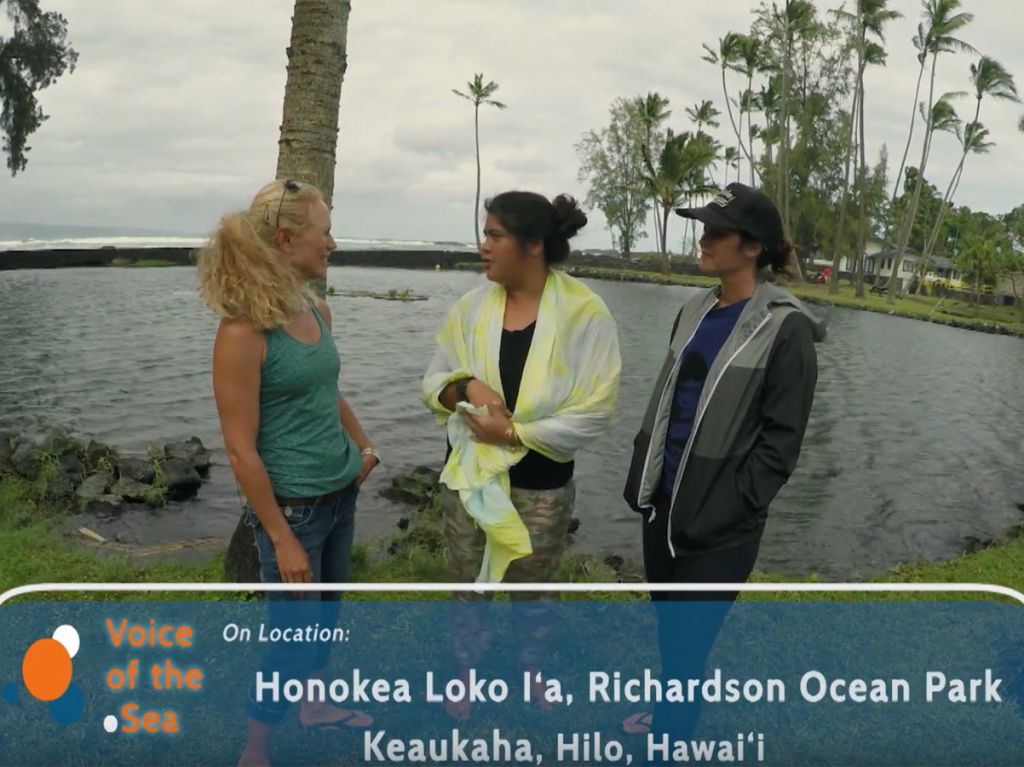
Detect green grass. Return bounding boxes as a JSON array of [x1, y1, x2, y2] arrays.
[[1, 477, 1022, 604], [790, 282, 1024, 333], [552, 264, 1024, 336]]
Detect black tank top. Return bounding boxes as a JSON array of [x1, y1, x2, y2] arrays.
[[499, 322, 574, 490], [442, 322, 574, 491]]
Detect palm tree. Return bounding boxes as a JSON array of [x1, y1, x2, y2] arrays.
[[890, 22, 929, 211], [890, 94, 961, 291], [720, 146, 741, 186], [452, 74, 507, 249], [919, 56, 1017, 268], [228, 0, 352, 583], [685, 100, 720, 136], [758, 80, 780, 173], [733, 34, 763, 186], [635, 93, 672, 252], [702, 33, 753, 179], [887, 0, 976, 303], [276, 0, 352, 300], [830, 0, 901, 295], [684, 99, 721, 251], [853, 41, 888, 298], [920, 121, 993, 262], [643, 130, 717, 272], [762, 0, 814, 274]]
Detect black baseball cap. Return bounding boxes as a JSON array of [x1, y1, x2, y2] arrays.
[[675, 183, 784, 253]]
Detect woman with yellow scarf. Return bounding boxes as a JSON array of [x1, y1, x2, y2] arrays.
[[422, 191, 621, 719]]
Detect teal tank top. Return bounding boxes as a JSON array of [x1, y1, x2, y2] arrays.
[[257, 302, 362, 498]]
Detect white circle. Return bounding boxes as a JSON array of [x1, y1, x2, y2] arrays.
[[52, 625, 80, 658], [103, 715, 118, 733]]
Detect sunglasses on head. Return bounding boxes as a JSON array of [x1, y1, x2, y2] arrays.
[[267, 179, 301, 228]]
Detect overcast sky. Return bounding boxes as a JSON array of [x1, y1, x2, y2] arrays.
[[1, 0, 1021, 250]]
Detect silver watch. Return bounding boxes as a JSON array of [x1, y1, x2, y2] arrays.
[[361, 446, 381, 464]]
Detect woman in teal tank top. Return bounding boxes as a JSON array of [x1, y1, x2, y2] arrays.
[[198, 179, 381, 764]]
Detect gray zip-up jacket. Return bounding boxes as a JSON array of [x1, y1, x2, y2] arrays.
[[623, 282, 828, 557]]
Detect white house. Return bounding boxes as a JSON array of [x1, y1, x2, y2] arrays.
[[810, 236, 885, 274], [863, 244, 964, 290]]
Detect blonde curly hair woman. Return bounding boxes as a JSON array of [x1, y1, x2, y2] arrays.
[[199, 179, 379, 766]]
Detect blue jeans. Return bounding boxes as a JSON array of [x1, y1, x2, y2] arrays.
[[243, 483, 358, 725]]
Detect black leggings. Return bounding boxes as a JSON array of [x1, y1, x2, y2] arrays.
[[641, 501, 762, 759], [642, 502, 761, 599]]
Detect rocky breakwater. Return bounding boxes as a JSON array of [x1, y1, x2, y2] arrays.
[[0, 430, 214, 518]]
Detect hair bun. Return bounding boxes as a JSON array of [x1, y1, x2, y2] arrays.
[[551, 194, 587, 239]]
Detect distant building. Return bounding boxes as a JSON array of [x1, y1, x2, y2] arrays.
[[862, 244, 964, 291], [809, 236, 885, 275]]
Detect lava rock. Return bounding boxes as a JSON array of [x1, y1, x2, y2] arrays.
[[161, 459, 202, 501], [0, 433, 14, 473], [962, 536, 995, 555], [165, 438, 212, 477], [603, 555, 625, 573], [85, 440, 117, 470], [84, 494, 122, 517], [48, 474, 79, 501], [76, 472, 113, 503], [58, 453, 86, 481], [380, 465, 440, 506], [118, 457, 155, 485], [111, 477, 152, 504], [42, 429, 79, 459], [11, 441, 40, 478]]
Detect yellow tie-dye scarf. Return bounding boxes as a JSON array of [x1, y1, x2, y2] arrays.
[[422, 269, 621, 582]]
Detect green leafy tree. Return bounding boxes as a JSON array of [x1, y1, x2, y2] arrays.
[[643, 130, 717, 272], [575, 97, 650, 259], [0, 0, 78, 175]]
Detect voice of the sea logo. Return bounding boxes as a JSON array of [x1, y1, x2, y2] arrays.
[[3, 617, 205, 735], [2, 625, 85, 726]]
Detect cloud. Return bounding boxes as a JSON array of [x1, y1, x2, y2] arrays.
[[1, 0, 1021, 250]]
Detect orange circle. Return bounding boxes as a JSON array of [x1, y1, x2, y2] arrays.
[[22, 638, 72, 702]]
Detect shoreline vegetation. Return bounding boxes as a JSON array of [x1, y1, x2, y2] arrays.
[[2, 432, 1024, 603], [1, 247, 1020, 338]]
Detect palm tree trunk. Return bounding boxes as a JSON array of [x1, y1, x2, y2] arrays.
[[747, 75, 756, 186], [891, 55, 927, 213], [228, 0, 351, 584], [660, 201, 671, 274], [643, 125, 663, 254], [888, 53, 939, 304], [778, 1, 793, 235], [922, 156, 965, 261], [854, 66, 869, 300], [830, 42, 864, 295], [722, 68, 754, 172], [922, 98, 981, 264], [276, 0, 351, 300], [473, 104, 481, 249]]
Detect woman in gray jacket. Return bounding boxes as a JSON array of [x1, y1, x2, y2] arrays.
[[621, 183, 826, 744]]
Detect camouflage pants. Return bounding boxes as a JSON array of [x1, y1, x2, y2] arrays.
[[440, 481, 575, 668]]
